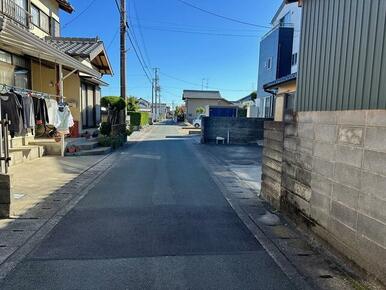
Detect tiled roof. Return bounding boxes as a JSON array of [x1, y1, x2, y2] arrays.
[[182, 90, 222, 100], [45, 37, 113, 75], [56, 0, 74, 13], [45, 37, 102, 57]]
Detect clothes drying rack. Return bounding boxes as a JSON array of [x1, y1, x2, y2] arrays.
[[0, 84, 68, 158]]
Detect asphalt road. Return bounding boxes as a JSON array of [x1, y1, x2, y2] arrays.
[[1, 122, 296, 290]]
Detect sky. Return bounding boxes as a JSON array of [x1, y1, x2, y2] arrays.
[[60, 0, 282, 107]]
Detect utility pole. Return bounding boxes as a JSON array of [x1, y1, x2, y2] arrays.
[[201, 78, 208, 90], [154, 68, 160, 121], [151, 78, 155, 123], [120, 0, 127, 124]]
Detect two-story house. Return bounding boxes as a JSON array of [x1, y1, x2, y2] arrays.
[[0, 0, 112, 149], [256, 1, 302, 118]]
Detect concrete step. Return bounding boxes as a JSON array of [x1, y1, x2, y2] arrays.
[[70, 141, 99, 150], [9, 150, 23, 167], [65, 147, 112, 157], [9, 135, 35, 148], [9, 145, 45, 167], [29, 140, 61, 156]]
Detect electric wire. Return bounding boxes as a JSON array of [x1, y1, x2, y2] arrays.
[[176, 0, 270, 29], [107, 27, 120, 50], [132, 0, 151, 67], [160, 72, 252, 92], [62, 0, 98, 29], [131, 25, 260, 38], [113, 0, 152, 84]]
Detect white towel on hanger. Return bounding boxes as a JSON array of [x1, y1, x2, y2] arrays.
[[55, 106, 74, 134], [46, 99, 59, 125]]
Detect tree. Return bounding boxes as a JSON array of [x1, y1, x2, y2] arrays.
[[196, 107, 205, 115], [250, 91, 257, 103], [127, 96, 139, 112]]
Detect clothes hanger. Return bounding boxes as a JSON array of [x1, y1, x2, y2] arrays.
[[0, 84, 7, 94]]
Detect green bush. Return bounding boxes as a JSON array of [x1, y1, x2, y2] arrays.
[[101, 96, 127, 110], [128, 111, 149, 126], [100, 122, 111, 136], [98, 135, 112, 147], [98, 133, 127, 149], [238, 108, 247, 117]]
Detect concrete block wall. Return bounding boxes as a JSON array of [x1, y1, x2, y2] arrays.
[[261, 110, 386, 284], [261, 121, 284, 209], [201, 117, 267, 144]]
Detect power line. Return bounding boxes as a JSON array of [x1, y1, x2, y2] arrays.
[[175, 0, 270, 29], [160, 72, 252, 92], [126, 22, 152, 77], [132, 0, 151, 66], [127, 30, 152, 83], [113, 0, 152, 84], [131, 25, 260, 38], [113, 0, 120, 13], [62, 0, 98, 29], [128, 17, 263, 32], [107, 27, 120, 49]]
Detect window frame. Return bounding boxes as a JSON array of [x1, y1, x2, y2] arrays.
[[51, 18, 60, 37], [291, 53, 298, 66], [39, 10, 50, 33], [31, 4, 40, 27], [265, 57, 272, 70]]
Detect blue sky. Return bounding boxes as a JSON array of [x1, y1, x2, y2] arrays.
[[60, 0, 282, 106]]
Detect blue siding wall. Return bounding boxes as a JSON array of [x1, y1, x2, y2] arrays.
[[257, 27, 294, 98]]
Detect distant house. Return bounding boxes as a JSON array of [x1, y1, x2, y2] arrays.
[[256, 1, 302, 118], [138, 98, 151, 112], [182, 90, 232, 122], [152, 102, 167, 120], [235, 92, 258, 117]]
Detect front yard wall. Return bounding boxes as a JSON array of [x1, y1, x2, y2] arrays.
[[262, 110, 386, 284], [201, 117, 266, 144]]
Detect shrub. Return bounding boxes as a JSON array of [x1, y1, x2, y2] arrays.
[[98, 135, 112, 147], [100, 122, 111, 136], [128, 111, 149, 126], [127, 96, 139, 112], [98, 132, 127, 149], [101, 96, 127, 110], [238, 108, 247, 117]]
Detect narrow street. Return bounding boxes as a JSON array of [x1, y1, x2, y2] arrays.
[[0, 122, 296, 289]]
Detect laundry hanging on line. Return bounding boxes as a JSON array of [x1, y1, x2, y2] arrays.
[[54, 103, 74, 134], [0, 92, 23, 138]]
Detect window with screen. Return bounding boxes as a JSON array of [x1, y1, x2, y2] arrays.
[[31, 5, 39, 26], [51, 19, 60, 37], [40, 11, 50, 33]]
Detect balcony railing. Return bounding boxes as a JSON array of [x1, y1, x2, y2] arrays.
[[0, 0, 31, 28]]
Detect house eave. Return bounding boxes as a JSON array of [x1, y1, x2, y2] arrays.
[[0, 17, 100, 78], [56, 0, 74, 13]]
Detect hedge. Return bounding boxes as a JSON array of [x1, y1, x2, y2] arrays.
[[128, 111, 149, 126], [101, 96, 126, 110]]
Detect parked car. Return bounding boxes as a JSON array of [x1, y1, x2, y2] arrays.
[[193, 114, 205, 128]]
